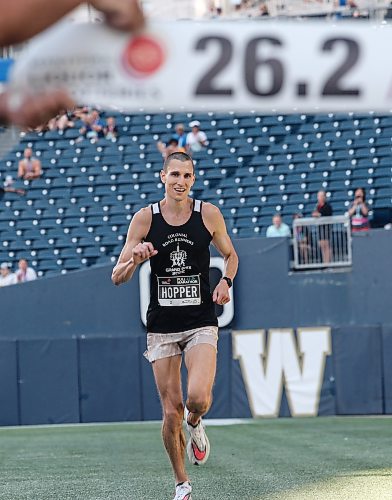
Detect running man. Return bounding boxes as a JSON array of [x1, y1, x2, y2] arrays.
[[112, 152, 238, 500]]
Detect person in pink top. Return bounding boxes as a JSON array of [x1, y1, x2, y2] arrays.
[[16, 259, 37, 283]]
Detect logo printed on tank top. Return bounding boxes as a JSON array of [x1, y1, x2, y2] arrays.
[[170, 244, 187, 267]]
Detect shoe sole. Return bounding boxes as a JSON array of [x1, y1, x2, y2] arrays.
[[186, 433, 210, 466]]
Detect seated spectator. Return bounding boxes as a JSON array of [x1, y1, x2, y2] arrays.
[[78, 109, 104, 142], [312, 190, 333, 263], [17, 147, 42, 180], [173, 123, 187, 148], [385, 1, 392, 19], [0, 262, 17, 287], [4, 175, 14, 187], [266, 214, 291, 238], [186, 120, 208, 153], [258, 3, 269, 16], [103, 116, 119, 141], [16, 259, 37, 283], [293, 213, 310, 264], [72, 105, 89, 121], [48, 109, 74, 132], [348, 188, 369, 232], [157, 137, 185, 159], [0, 185, 25, 201]]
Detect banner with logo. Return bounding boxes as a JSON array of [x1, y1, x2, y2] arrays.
[[9, 20, 392, 112]]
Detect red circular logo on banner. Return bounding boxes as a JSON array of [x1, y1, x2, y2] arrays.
[[123, 35, 165, 77]]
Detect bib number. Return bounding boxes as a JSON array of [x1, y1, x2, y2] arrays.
[[157, 275, 201, 307]]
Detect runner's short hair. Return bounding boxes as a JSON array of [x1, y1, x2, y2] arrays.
[[163, 152, 194, 172]]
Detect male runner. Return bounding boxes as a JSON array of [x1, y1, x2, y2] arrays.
[[112, 152, 238, 500]]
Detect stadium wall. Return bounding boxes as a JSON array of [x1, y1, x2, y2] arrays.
[[0, 229, 391, 425]]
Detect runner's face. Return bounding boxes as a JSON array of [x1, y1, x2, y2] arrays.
[[162, 160, 195, 201]]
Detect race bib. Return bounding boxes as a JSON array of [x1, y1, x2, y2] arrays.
[[157, 275, 201, 307]]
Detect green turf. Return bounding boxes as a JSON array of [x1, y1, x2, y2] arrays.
[[0, 417, 391, 500]]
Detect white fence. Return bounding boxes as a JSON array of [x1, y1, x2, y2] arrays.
[[292, 215, 352, 270]]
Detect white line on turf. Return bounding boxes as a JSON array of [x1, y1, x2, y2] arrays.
[[0, 418, 253, 431]]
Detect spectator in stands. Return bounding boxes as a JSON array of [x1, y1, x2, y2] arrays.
[[0, 0, 145, 130], [348, 188, 369, 233], [78, 109, 105, 142], [4, 175, 14, 188], [293, 213, 310, 264], [103, 116, 119, 141], [385, 2, 392, 19], [157, 137, 184, 159], [0, 186, 25, 200], [18, 147, 42, 180], [207, 3, 223, 18], [186, 121, 208, 153], [173, 123, 187, 149], [0, 262, 17, 287], [48, 110, 74, 132], [347, 0, 358, 9], [16, 259, 37, 283], [312, 190, 333, 263], [72, 105, 89, 121], [266, 214, 291, 238], [258, 3, 270, 16]]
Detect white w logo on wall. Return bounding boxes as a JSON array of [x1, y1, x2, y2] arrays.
[[232, 328, 331, 417]]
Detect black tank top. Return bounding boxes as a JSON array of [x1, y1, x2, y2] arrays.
[[145, 199, 218, 333]]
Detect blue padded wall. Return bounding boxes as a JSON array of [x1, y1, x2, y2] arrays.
[[332, 326, 383, 415], [207, 330, 232, 418], [0, 341, 18, 425], [382, 325, 392, 414], [317, 355, 336, 416], [18, 339, 79, 425], [79, 337, 142, 422]]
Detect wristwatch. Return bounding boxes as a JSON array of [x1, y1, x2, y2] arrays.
[[221, 276, 233, 288]]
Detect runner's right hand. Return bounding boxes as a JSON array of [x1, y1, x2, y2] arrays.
[[132, 242, 158, 265]]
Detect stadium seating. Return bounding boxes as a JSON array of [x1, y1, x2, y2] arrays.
[[0, 111, 391, 276]]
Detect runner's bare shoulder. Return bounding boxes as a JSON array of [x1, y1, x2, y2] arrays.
[[128, 206, 153, 236]]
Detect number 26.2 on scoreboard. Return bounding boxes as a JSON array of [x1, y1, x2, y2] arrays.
[[192, 35, 361, 100]]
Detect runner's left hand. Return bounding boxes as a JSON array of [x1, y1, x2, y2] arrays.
[[213, 279, 230, 306]]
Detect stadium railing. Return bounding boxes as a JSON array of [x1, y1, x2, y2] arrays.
[[292, 215, 352, 270]]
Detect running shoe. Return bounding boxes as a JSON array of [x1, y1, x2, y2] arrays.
[[173, 481, 192, 500], [184, 407, 210, 466]]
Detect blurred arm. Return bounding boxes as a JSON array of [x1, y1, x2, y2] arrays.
[[0, 0, 82, 46]]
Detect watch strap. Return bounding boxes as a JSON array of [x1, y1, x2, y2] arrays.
[[221, 276, 232, 288]]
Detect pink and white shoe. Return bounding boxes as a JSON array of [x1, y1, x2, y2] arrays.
[[173, 481, 192, 500], [184, 407, 210, 466]]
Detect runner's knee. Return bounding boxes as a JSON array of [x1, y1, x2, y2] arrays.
[[186, 393, 210, 415], [162, 400, 184, 427]]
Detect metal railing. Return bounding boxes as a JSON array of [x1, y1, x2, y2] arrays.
[[292, 215, 352, 270], [265, 0, 391, 20]]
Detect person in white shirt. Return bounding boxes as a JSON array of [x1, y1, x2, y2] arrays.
[[186, 120, 208, 153], [0, 262, 17, 287], [266, 214, 291, 238], [16, 259, 37, 283]]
